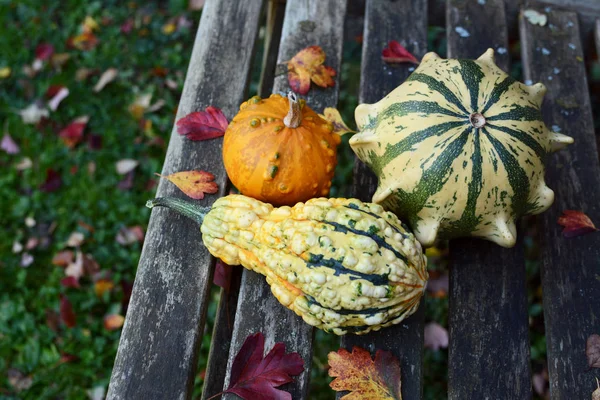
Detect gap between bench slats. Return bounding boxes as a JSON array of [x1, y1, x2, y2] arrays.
[[221, 1, 348, 398], [340, 0, 427, 399], [446, 0, 532, 399], [520, 7, 600, 399], [106, 1, 265, 399]]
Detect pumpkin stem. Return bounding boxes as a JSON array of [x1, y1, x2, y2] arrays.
[[146, 197, 210, 225], [283, 91, 302, 128], [469, 112, 486, 128]]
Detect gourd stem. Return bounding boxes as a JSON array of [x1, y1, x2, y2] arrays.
[[283, 91, 302, 128], [146, 197, 210, 225]]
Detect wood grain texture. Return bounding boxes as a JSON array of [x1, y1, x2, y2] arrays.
[[258, 0, 286, 98], [446, 1, 532, 399], [520, 7, 600, 399], [221, 1, 347, 398], [342, 0, 428, 399], [106, 1, 264, 399]]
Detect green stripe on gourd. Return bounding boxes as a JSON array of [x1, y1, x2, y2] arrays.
[[350, 48, 574, 247]]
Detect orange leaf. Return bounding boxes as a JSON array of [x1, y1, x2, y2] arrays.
[[320, 107, 355, 136], [94, 279, 115, 297], [156, 170, 218, 200], [287, 45, 336, 95], [104, 314, 125, 330], [328, 346, 402, 400], [557, 210, 598, 238], [66, 32, 99, 51]]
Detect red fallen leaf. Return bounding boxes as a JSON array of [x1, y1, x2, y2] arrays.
[[82, 253, 100, 276], [214, 260, 232, 292], [45, 85, 65, 98], [382, 40, 419, 64], [151, 66, 168, 77], [328, 346, 401, 399], [176, 106, 228, 141], [88, 133, 103, 150], [61, 276, 81, 288], [40, 169, 62, 192], [35, 43, 54, 61], [213, 332, 304, 400], [104, 314, 125, 330], [586, 334, 600, 368], [46, 309, 60, 332], [287, 45, 336, 95], [59, 353, 79, 364], [558, 210, 598, 238], [121, 18, 134, 34], [59, 116, 89, 148], [121, 280, 133, 314], [156, 170, 218, 200], [60, 294, 76, 328]]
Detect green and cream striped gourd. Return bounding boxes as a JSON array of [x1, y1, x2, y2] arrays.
[[350, 49, 573, 248]]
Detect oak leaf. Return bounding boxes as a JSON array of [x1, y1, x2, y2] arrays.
[[287, 45, 336, 95], [328, 346, 402, 400], [216, 332, 304, 400], [320, 108, 355, 136], [586, 334, 600, 368], [156, 170, 218, 200], [176, 106, 228, 141], [382, 41, 419, 65], [557, 210, 598, 238]]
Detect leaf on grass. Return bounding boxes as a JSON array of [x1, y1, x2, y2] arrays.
[[156, 170, 218, 200], [47, 86, 70, 111], [557, 210, 598, 238], [121, 18, 134, 34], [287, 45, 336, 95], [20, 253, 34, 267], [328, 346, 402, 400], [83, 16, 100, 33], [61, 276, 81, 289], [104, 314, 125, 330], [176, 107, 228, 141], [50, 53, 71, 69], [532, 369, 548, 396], [65, 251, 84, 282], [60, 294, 76, 328], [115, 225, 145, 245], [7, 369, 33, 392], [218, 332, 304, 400], [1, 132, 20, 154], [95, 279, 115, 297], [40, 169, 62, 192], [128, 93, 153, 120], [67, 32, 99, 51], [117, 171, 135, 190], [0, 67, 11, 79], [35, 43, 55, 61], [586, 334, 600, 368], [214, 260, 232, 292], [382, 41, 419, 64], [320, 108, 355, 136], [19, 102, 49, 124], [424, 322, 449, 351], [67, 232, 85, 247], [426, 272, 448, 298], [59, 116, 89, 148], [116, 159, 139, 175], [94, 68, 119, 92]]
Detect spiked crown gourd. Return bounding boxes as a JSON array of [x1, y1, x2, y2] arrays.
[[350, 49, 573, 247]]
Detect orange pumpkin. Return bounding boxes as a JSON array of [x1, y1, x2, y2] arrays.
[[223, 92, 341, 206]]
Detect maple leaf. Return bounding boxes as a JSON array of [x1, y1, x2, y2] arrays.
[[320, 107, 355, 136], [176, 107, 228, 141], [424, 322, 449, 351], [60, 294, 76, 328], [382, 41, 419, 65], [59, 116, 89, 148], [557, 210, 598, 238], [586, 334, 600, 368], [35, 43, 55, 61], [328, 346, 402, 400], [209, 332, 304, 400], [214, 260, 232, 292], [156, 170, 218, 200], [287, 45, 336, 95]]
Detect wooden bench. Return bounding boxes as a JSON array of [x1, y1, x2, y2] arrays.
[[107, 0, 600, 398]]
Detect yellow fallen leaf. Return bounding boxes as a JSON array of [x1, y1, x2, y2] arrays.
[[0, 67, 11, 79], [320, 107, 355, 136], [162, 22, 176, 35], [83, 16, 100, 33], [94, 279, 114, 297], [156, 170, 218, 200]]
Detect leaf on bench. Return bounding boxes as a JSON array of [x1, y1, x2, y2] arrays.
[[176, 106, 228, 141], [156, 170, 218, 200], [557, 210, 598, 238], [287, 45, 336, 95]]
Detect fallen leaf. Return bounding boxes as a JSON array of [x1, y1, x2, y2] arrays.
[[176, 106, 228, 141], [87, 386, 106, 400], [128, 93, 153, 120], [1, 132, 20, 154], [35, 43, 55, 61], [60, 294, 76, 327], [117, 171, 135, 190], [328, 346, 401, 400], [65, 251, 84, 281], [75, 68, 98, 81], [162, 22, 176, 35], [0, 66, 11, 78], [558, 210, 598, 238], [116, 159, 139, 175], [7, 369, 33, 392], [147, 99, 166, 113], [424, 322, 449, 351], [15, 157, 33, 171], [19, 102, 49, 124], [214, 260, 232, 292], [67, 32, 99, 51], [82, 253, 100, 276], [12, 241, 23, 253], [165, 78, 178, 90], [426, 273, 448, 298], [67, 232, 85, 247], [523, 9, 547, 26], [94, 68, 118, 92], [52, 250, 74, 266], [189, 0, 205, 10], [25, 237, 39, 250], [121, 19, 134, 34], [532, 368, 548, 396], [586, 334, 600, 368], [104, 314, 125, 330], [51, 53, 71, 68], [59, 116, 89, 148], [156, 170, 218, 200], [320, 108, 355, 136], [95, 279, 115, 296], [382, 40, 419, 64], [40, 169, 62, 192], [83, 16, 99, 33], [115, 225, 145, 245], [47, 86, 70, 111], [59, 353, 79, 364], [20, 253, 34, 267], [287, 45, 336, 95], [61, 276, 81, 288], [151, 66, 168, 77], [217, 332, 304, 400]]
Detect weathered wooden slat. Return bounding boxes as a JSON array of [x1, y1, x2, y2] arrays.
[[341, 0, 428, 399], [258, 0, 286, 98], [221, 1, 347, 398], [520, 7, 600, 399], [596, 19, 600, 58], [446, 1, 532, 399], [106, 1, 265, 399]]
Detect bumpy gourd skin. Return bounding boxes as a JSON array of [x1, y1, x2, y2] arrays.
[[200, 194, 428, 335]]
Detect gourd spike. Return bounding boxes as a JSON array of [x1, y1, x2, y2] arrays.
[[476, 48, 495, 63], [414, 219, 440, 248], [527, 82, 547, 106], [421, 51, 440, 62], [146, 197, 210, 225], [549, 131, 575, 152], [492, 218, 517, 248]]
